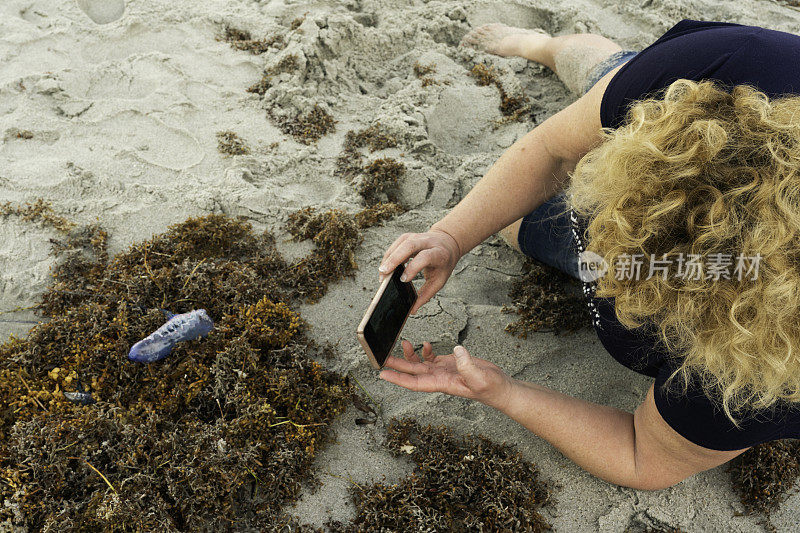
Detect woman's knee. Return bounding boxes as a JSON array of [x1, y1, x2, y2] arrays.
[[548, 34, 623, 95], [499, 219, 523, 252]]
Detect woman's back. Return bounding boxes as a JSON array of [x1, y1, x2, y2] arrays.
[[574, 19, 800, 450]]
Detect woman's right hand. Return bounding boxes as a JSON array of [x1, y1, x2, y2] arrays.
[[379, 228, 462, 314]]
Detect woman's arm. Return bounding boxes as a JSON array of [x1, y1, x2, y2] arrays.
[[378, 84, 608, 310], [381, 342, 750, 490], [429, 82, 607, 255], [382, 86, 607, 275], [501, 379, 749, 489]]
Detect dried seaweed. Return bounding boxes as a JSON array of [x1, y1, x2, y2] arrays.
[[247, 55, 299, 98], [413, 61, 440, 87], [216, 130, 250, 156], [413, 62, 436, 77], [0, 198, 76, 233], [333, 126, 404, 224], [269, 55, 299, 76], [335, 124, 399, 185], [503, 259, 590, 337], [220, 26, 283, 55], [346, 124, 399, 153], [358, 158, 405, 207], [727, 439, 800, 529], [469, 63, 531, 121], [247, 75, 271, 96], [272, 105, 336, 145], [286, 208, 362, 302], [290, 14, 307, 31], [354, 202, 405, 228], [333, 418, 553, 531], [0, 210, 354, 531], [470, 63, 498, 87]]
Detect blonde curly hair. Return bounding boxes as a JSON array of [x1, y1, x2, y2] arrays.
[[566, 78, 800, 426]]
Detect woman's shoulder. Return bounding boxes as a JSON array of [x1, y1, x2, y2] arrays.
[[600, 20, 800, 129]]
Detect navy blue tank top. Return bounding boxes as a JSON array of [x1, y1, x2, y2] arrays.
[[574, 19, 800, 450]]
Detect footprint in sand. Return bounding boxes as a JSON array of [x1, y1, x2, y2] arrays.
[[76, 0, 125, 24]]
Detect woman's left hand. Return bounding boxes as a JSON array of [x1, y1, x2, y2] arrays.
[[379, 340, 515, 410]]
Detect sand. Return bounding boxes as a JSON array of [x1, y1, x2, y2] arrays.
[[2, 0, 800, 530]]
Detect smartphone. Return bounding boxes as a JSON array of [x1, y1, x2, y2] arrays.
[[357, 265, 418, 369]]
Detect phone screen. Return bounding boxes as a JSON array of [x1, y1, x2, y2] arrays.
[[363, 266, 417, 367]]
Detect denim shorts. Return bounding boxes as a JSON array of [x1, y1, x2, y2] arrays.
[[517, 49, 637, 279], [582, 49, 639, 95]]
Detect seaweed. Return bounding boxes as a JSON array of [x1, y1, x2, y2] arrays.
[[220, 26, 283, 55], [272, 105, 336, 145], [469, 63, 498, 87], [247, 75, 271, 96], [0, 198, 76, 233], [332, 418, 553, 531], [358, 158, 405, 207], [335, 124, 399, 183], [413, 61, 439, 87], [503, 259, 591, 337], [216, 130, 250, 156], [354, 202, 405, 228], [727, 439, 800, 529], [268, 55, 299, 76], [0, 209, 354, 531], [345, 123, 399, 153], [469, 63, 531, 121], [332, 125, 405, 226], [413, 61, 436, 77], [246, 55, 299, 97], [290, 14, 308, 31], [286, 208, 362, 302]]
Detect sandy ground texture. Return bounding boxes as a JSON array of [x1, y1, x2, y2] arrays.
[[3, 0, 800, 530]]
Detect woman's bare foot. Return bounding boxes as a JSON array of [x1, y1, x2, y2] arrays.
[[460, 23, 551, 59]]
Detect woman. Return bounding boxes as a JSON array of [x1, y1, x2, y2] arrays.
[[377, 19, 800, 490]]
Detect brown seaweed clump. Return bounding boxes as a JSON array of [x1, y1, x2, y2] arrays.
[[354, 202, 405, 229], [469, 63, 531, 121], [286, 208, 362, 302], [413, 61, 440, 87], [285, 204, 409, 300], [0, 198, 76, 233], [470, 63, 498, 87], [290, 14, 307, 31], [413, 61, 436, 77], [359, 158, 405, 207], [333, 126, 405, 223], [0, 208, 354, 531], [246, 55, 299, 97], [272, 105, 336, 145], [335, 124, 399, 180], [727, 440, 800, 528], [220, 26, 283, 55], [332, 418, 553, 531], [216, 130, 250, 156], [504, 259, 590, 337]]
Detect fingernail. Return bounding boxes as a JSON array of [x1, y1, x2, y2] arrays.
[[378, 264, 388, 273], [400, 274, 407, 282]]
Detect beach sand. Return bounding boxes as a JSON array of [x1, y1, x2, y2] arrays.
[[2, 0, 800, 530]]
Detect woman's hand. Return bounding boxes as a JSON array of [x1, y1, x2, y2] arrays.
[[379, 340, 515, 411], [379, 229, 462, 314]]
